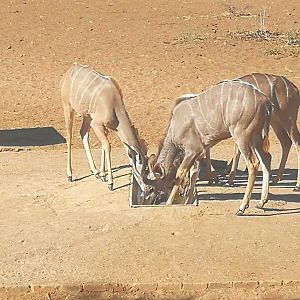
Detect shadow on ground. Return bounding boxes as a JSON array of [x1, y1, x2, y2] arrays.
[[72, 163, 132, 191], [198, 191, 300, 203], [0, 127, 66, 147], [198, 163, 298, 190], [196, 161, 300, 210]]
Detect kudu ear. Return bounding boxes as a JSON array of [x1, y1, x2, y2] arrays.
[[124, 143, 139, 160], [123, 142, 144, 169], [132, 146, 143, 164], [153, 163, 165, 179]]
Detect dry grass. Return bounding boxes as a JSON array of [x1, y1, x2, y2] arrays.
[[223, 3, 253, 17], [228, 29, 280, 41], [286, 30, 300, 46], [169, 32, 207, 45], [265, 45, 299, 59], [228, 29, 300, 44], [169, 5, 299, 60]]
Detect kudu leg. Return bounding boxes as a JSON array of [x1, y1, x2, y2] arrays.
[[184, 161, 200, 204], [227, 143, 241, 186], [63, 105, 74, 182], [166, 153, 199, 205], [236, 157, 259, 216], [290, 125, 300, 191], [234, 136, 259, 216], [80, 116, 101, 179], [271, 122, 292, 185], [99, 145, 107, 182], [294, 143, 300, 191], [203, 150, 218, 185], [254, 146, 271, 209], [91, 121, 113, 191]]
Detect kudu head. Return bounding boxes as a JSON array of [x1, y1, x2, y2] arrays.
[[141, 151, 183, 205], [124, 144, 176, 205], [124, 144, 155, 204], [125, 141, 186, 205]]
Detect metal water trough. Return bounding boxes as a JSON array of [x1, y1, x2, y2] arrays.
[[129, 173, 199, 208], [128, 159, 230, 207]]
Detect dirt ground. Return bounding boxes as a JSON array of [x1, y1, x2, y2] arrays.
[[1, 0, 300, 299], [1, 148, 300, 299]]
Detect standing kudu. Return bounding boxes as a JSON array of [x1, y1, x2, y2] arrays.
[[144, 80, 272, 215], [223, 73, 300, 191], [60, 63, 147, 191]]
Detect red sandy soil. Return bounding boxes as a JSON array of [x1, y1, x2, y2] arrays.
[[0, 1, 300, 299]]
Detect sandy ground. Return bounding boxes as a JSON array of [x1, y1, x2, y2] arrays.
[[0, 0, 300, 299], [0, 146, 300, 299]]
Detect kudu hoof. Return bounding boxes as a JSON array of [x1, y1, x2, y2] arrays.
[[293, 185, 300, 192], [95, 173, 107, 182], [255, 203, 265, 209], [225, 182, 234, 187], [235, 209, 245, 216], [100, 176, 107, 182], [95, 172, 106, 182], [235, 204, 249, 216], [108, 183, 113, 191], [67, 176, 73, 182]]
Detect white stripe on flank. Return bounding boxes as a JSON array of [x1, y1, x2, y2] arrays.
[[236, 86, 246, 122], [208, 88, 218, 130], [281, 76, 289, 100], [253, 86, 257, 112], [230, 84, 241, 124], [89, 79, 106, 113], [251, 74, 260, 91], [77, 71, 97, 109], [220, 82, 225, 125], [264, 74, 273, 98], [60, 75, 67, 96], [225, 81, 233, 126], [197, 92, 216, 131], [187, 100, 194, 116], [70, 66, 85, 104]]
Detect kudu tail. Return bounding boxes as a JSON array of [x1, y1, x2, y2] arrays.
[[262, 101, 273, 153]]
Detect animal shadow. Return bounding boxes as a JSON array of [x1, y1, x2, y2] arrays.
[[0, 126, 66, 147]]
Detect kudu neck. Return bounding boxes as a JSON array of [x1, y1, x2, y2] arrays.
[[157, 129, 178, 174], [116, 106, 145, 156]]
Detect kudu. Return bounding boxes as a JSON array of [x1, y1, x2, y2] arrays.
[[144, 80, 272, 215], [60, 63, 147, 191], [223, 73, 300, 191]]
